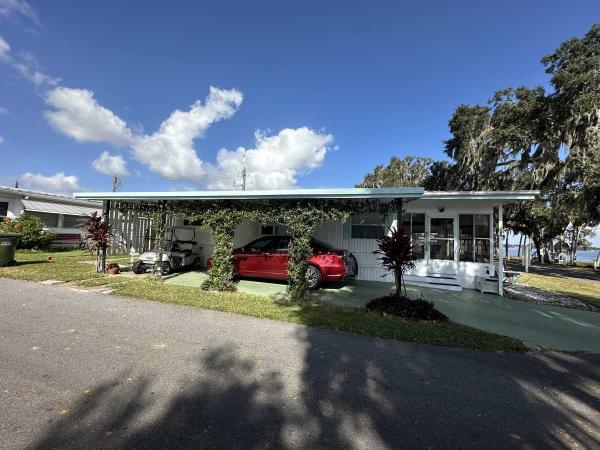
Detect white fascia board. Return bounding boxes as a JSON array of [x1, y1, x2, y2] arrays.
[[422, 191, 540, 201], [74, 187, 425, 201]]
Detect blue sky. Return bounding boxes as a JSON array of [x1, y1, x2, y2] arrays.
[[1, 0, 599, 195]]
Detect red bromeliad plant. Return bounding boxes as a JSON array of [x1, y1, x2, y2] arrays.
[[373, 226, 418, 298], [82, 212, 113, 273]]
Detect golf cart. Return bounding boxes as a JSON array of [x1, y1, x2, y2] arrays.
[[132, 226, 202, 276]]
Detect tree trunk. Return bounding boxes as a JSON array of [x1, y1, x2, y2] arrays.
[[394, 270, 401, 298], [534, 239, 543, 265], [505, 231, 509, 260], [570, 225, 581, 266], [517, 234, 523, 258]]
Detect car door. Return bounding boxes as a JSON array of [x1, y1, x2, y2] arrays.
[[270, 238, 290, 279], [236, 237, 276, 277]]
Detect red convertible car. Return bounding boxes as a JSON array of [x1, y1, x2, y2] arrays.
[[207, 235, 358, 289]]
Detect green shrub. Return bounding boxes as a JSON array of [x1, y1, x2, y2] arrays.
[[0, 215, 55, 249]]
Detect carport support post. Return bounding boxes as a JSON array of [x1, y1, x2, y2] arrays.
[[100, 200, 110, 273], [524, 235, 530, 273], [497, 204, 504, 296]]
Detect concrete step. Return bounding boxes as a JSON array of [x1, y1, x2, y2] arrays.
[[404, 274, 463, 291]]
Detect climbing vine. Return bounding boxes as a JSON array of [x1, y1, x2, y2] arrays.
[[149, 207, 168, 278], [115, 198, 400, 300], [185, 202, 246, 291]]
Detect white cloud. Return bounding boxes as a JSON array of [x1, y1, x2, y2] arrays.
[[20, 172, 81, 194], [42, 85, 333, 187], [44, 87, 134, 147], [92, 151, 129, 177], [0, 135, 4, 144], [45, 85, 243, 181], [0, 106, 7, 114], [206, 127, 333, 190], [131, 86, 243, 180], [0, 36, 58, 87], [12, 61, 59, 87], [0, 0, 40, 25], [0, 36, 10, 59]]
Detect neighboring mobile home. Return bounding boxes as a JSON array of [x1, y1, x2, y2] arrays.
[[74, 188, 538, 294], [0, 186, 101, 247]]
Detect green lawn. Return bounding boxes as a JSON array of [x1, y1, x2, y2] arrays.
[[0, 249, 527, 352], [518, 272, 600, 309]]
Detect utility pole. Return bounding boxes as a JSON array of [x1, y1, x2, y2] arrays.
[[234, 167, 247, 190], [14, 180, 19, 188], [112, 174, 121, 192]]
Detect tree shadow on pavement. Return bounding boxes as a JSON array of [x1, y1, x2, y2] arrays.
[[29, 324, 600, 449], [30, 346, 291, 449], [295, 320, 600, 448]]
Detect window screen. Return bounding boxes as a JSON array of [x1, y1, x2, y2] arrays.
[[26, 211, 59, 227], [63, 215, 88, 228], [429, 217, 454, 260], [351, 213, 385, 239], [459, 214, 491, 262], [401, 212, 425, 259]]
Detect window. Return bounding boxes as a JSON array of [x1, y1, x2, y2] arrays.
[[401, 213, 425, 259], [351, 213, 385, 239], [261, 224, 275, 235], [26, 211, 58, 228], [459, 215, 474, 261], [459, 214, 490, 263], [276, 238, 289, 252], [63, 215, 88, 228], [430, 217, 454, 260], [0, 201, 8, 219], [245, 237, 276, 253], [258, 223, 286, 235]]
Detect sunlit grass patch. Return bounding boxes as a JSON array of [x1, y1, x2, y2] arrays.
[[518, 273, 600, 309]]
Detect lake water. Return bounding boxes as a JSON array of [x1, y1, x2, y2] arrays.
[[507, 247, 599, 262]]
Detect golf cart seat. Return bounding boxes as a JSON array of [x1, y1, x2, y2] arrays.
[[173, 241, 196, 256]]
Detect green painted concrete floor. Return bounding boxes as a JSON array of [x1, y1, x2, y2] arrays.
[[167, 271, 600, 352]]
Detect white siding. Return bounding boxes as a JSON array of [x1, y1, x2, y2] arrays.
[[0, 196, 23, 219], [313, 217, 395, 282]]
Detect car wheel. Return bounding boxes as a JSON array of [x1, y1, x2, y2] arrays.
[[306, 265, 322, 290], [132, 261, 146, 274], [160, 262, 172, 276]]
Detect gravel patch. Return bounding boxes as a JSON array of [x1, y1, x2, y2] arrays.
[[505, 283, 599, 312]]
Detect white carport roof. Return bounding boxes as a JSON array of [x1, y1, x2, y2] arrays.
[[22, 199, 101, 216], [73, 187, 425, 201], [73, 188, 539, 202], [422, 191, 539, 201]]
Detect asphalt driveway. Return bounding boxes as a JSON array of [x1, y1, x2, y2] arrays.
[[1, 278, 600, 449]]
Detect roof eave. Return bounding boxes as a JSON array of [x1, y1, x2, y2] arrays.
[[422, 191, 540, 201], [74, 187, 425, 201]]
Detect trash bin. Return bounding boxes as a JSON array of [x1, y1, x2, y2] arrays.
[[0, 233, 21, 267]]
